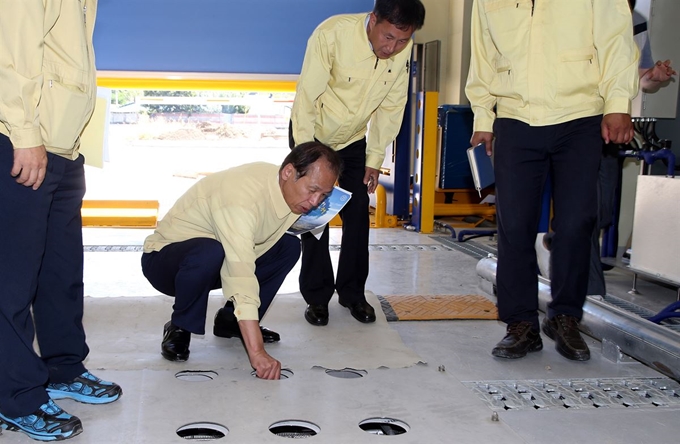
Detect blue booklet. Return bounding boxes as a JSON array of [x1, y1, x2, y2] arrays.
[[466, 143, 494, 197], [287, 186, 352, 237]]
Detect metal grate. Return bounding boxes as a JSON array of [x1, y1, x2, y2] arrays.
[[601, 294, 680, 333], [85, 244, 452, 253], [431, 236, 497, 259], [330, 244, 453, 252], [84, 245, 143, 252], [464, 377, 680, 411]]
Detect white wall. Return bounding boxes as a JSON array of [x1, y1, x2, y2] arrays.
[[415, 0, 472, 105]]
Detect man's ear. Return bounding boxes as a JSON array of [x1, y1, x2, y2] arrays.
[[368, 12, 377, 28], [281, 163, 296, 181]]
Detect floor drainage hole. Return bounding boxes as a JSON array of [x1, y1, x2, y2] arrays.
[[175, 370, 219, 382], [269, 420, 320, 438], [251, 368, 294, 379], [325, 368, 367, 379], [359, 417, 410, 436], [176, 422, 228, 440]]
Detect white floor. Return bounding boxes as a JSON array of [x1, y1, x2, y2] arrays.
[[3, 227, 679, 443]]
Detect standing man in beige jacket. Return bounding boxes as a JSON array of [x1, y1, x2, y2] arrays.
[[465, 0, 639, 362], [0, 1, 122, 441], [290, 0, 425, 327]]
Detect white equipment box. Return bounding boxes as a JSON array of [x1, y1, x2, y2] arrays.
[[630, 175, 680, 284]]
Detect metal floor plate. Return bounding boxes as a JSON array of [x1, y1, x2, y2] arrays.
[[430, 236, 498, 259], [464, 377, 680, 411], [84, 244, 452, 253]]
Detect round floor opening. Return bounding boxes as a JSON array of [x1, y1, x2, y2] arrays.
[[269, 420, 320, 439], [251, 368, 294, 379], [176, 422, 228, 440], [175, 370, 219, 382], [324, 368, 367, 379], [359, 417, 410, 436]]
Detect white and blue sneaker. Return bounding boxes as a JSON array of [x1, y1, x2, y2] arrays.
[[47, 371, 122, 405], [0, 399, 83, 441]]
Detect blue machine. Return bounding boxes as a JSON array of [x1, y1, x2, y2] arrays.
[[437, 105, 475, 190]]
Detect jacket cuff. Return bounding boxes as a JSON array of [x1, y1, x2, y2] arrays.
[[604, 98, 632, 116], [365, 153, 384, 171], [10, 128, 43, 149], [233, 299, 259, 322], [473, 116, 495, 133]]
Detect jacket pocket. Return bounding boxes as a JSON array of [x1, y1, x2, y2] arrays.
[[316, 92, 349, 145], [489, 56, 515, 99], [484, 0, 532, 37], [40, 76, 93, 150], [557, 47, 601, 104]]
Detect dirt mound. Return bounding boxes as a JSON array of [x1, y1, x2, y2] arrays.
[[214, 124, 248, 139], [152, 122, 253, 140], [156, 128, 205, 140]]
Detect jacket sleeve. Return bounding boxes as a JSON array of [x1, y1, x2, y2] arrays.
[[365, 52, 411, 170], [213, 205, 261, 322], [291, 29, 333, 146], [0, 0, 46, 148], [464, 0, 498, 133], [593, 0, 640, 115]]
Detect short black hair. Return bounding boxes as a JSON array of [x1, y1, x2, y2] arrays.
[[628, 0, 636, 10], [280, 141, 343, 179], [373, 0, 426, 31]]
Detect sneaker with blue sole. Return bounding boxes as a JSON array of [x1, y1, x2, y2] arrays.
[[47, 371, 122, 405], [0, 399, 83, 441]]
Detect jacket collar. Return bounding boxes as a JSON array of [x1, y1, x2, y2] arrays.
[[269, 174, 294, 220], [354, 14, 379, 64]]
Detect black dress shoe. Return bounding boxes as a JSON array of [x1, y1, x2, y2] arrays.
[[304, 304, 329, 326], [492, 321, 543, 359], [161, 321, 191, 362], [542, 314, 590, 361], [340, 300, 376, 324], [213, 308, 280, 343]]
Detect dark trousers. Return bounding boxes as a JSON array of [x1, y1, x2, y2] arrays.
[[586, 148, 621, 296], [0, 135, 88, 417], [290, 133, 370, 305], [141, 234, 301, 334], [544, 145, 620, 296], [494, 116, 602, 329]]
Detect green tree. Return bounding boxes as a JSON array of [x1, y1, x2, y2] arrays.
[[110, 89, 139, 106], [142, 90, 205, 114], [221, 104, 249, 114]]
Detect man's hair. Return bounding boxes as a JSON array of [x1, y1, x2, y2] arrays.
[[280, 141, 343, 179], [373, 0, 426, 31]]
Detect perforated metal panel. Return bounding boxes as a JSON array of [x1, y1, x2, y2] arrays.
[[464, 377, 680, 411]]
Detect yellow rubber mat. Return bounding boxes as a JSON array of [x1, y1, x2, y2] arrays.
[[378, 294, 498, 321]]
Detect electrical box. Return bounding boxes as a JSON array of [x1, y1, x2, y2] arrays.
[[436, 105, 475, 190]]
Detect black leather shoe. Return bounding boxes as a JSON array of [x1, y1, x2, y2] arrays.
[[340, 300, 376, 324], [492, 321, 543, 359], [542, 314, 590, 361], [213, 308, 280, 343], [304, 304, 329, 326], [161, 321, 191, 362]]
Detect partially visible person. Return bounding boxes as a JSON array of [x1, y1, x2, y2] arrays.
[[466, 0, 639, 361], [538, 0, 676, 297], [141, 142, 342, 380], [630, 0, 676, 93], [0, 1, 122, 441], [290, 0, 425, 327]]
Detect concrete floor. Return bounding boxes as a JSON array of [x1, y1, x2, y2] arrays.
[[2, 226, 679, 443]]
